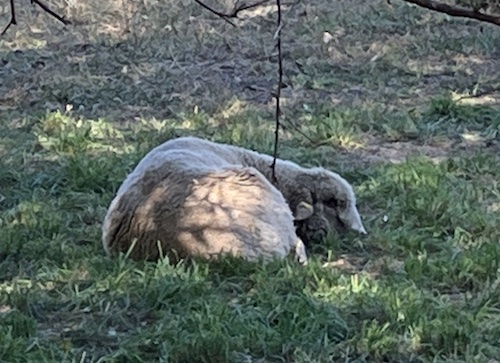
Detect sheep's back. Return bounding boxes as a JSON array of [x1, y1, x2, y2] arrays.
[[177, 166, 297, 261], [102, 150, 298, 263]]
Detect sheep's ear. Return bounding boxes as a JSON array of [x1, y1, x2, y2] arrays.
[[295, 201, 314, 221]]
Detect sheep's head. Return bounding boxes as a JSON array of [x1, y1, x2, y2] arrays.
[[291, 167, 366, 245]]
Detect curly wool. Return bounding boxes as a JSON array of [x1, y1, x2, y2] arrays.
[[102, 136, 366, 263], [102, 144, 308, 264], [145, 137, 366, 239]]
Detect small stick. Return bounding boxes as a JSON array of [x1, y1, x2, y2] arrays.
[[1, 0, 71, 37], [1, 0, 17, 36], [193, 0, 271, 26], [270, 0, 283, 183], [403, 0, 500, 26], [31, 0, 72, 25]]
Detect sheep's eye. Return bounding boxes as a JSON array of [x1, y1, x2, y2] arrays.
[[311, 193, 318, 204], [325, 198, 338, 208], [326, 198, 347, 209]]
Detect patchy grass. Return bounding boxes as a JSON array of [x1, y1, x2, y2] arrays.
[[1, 0, 500, 362], [2, 107, 500, 363]]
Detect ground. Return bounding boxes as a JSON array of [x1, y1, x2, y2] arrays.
[[1, 0, 500, 362]]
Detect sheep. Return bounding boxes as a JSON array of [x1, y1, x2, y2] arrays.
[[102, 148, 312, 264], [102, 136, 367, 263], [137, 136, 367, 245]]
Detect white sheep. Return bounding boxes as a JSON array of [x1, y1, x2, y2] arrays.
[[102, 136, 366, 263], [139, 136, 366, 243], [102, 147, 312, 264]]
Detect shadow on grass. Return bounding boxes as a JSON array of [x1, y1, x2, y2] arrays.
[[1, 0, 500, 123], [3, 243, 500, 362], [1, 109, 500, 361]]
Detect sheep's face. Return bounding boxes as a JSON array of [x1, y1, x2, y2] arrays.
[[293, 168, 366, 245]]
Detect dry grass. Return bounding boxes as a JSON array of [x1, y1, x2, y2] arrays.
[[1, 0, 499, 157]]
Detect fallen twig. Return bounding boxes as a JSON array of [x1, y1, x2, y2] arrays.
[[1, 0, 71, 37], [270, 0, 283, 183], [402, 0, 500, 26]]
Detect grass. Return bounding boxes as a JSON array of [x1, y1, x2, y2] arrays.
[[1, 0, 500, 362]]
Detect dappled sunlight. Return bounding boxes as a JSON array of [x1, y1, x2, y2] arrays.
[[2, 116, 500, 360], [0, 278, 36, 294], [487, 202, 500, 213], [313, 272, 379, 300], [2, 0, 500, 360], [355, 140, 454, 165], [0, 0, 128, 50], [453, 90, 500, 105], [322, 254, 406, 278], [6, 200, 46, 228], [34, 112, 134, 155], [218, 98, 248, 119], [0, 266, 90, 294], [460, 131, 485, 143], [3, 0, 499, 122], [0, 35, 48, 51], [238, 4, 279, 20], [457, 94, 500, 105], [406, 58, 450, 74], [453, 54, 487, 65]]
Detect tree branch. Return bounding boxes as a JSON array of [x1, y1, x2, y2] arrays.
[[270, 0, 283, 183], [1, 0, 17, 36], [1, 0, 71, 37], [193, 0, 271, 26], [193, 0, 237, 26], [31, 0, 71, 26], [402, 0, 500, 26], [230, 0, 271, 16]]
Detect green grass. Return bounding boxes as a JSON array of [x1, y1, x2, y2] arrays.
[[2, 0, 500, 361], [1, 104, 500, 362]]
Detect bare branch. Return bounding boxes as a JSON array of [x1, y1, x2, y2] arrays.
[[228, 0, 270, 16], [402, 0, 500, 26], [31, 0, 72, 26], [270, 0, 283, 183], [280, 120, 315, 144], [193, 0, 271, 26], [1, 0, 71, 37], [193, 0, 237, 26], [1, 0, 17, 37]]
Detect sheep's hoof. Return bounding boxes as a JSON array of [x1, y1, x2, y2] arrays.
[[295, 239, 308, 266]]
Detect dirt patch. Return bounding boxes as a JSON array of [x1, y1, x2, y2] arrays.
[[347, 137, 470, 165]]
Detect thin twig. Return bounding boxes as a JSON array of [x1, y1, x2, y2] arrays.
[[1, 0, 71, 37], [402, 0, 500, 26], [270, 0, 283, 183], [1, 0, 17, 36], [31, 0, 71, 25], [193, 0, 236, 26], [455, 88, 500, 101], [280, 120, 315, 144], [229, 0, 270, 17], [193, 0, 271, 25]]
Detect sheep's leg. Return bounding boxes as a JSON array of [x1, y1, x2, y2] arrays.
[[294, 238, 308, 266]]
